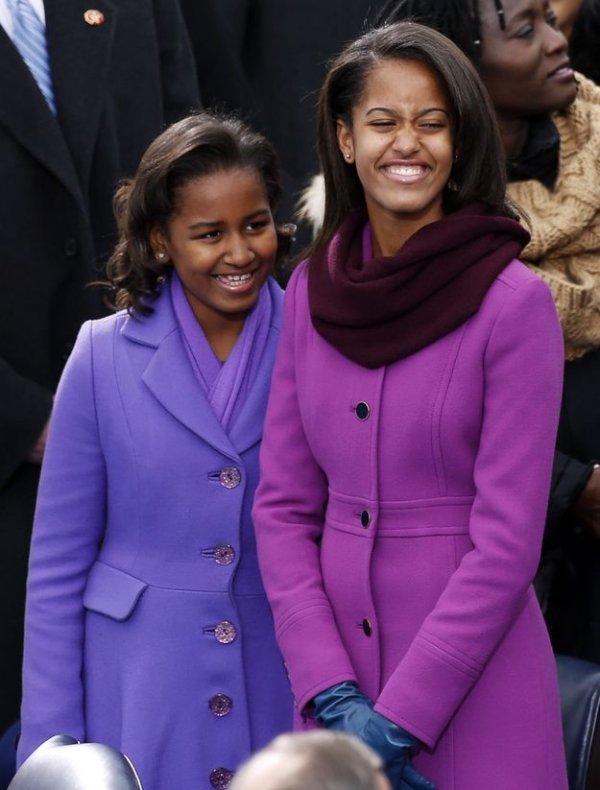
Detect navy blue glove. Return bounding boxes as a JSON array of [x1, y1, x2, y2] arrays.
[[313, 682, 436, 790]]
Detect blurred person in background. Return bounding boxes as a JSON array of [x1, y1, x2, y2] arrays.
[[552, 0, 600, 84], [0, 0, 199, 739], [230, 731, 391, 790]]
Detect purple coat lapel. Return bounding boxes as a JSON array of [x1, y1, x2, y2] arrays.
[[120, 279, 283, 459]]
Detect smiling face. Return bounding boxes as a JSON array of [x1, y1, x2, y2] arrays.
[[478, 0, 577, 119], [336, 58, 454, 255], [151, 167, 277, 336]]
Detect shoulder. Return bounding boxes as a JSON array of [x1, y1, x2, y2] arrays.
[[474, 259, 560, 342], [493, 258, 544, 292]]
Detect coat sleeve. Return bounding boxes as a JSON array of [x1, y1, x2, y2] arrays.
[[374, 276, 564, 747], [253, 265, 358, 711], [0, 358, 53, 486], [18, 321, 107, 765]]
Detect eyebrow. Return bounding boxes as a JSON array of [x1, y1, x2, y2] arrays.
[[187, 208, 270, 230], [502, 1, 535, 26], [365, 106, 450, 118]]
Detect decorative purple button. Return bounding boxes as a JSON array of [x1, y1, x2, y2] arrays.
[[214, 621, 237, 644], [219, 467, 241, 489], [209, 693, 233, 717], [209, 767, 233, 789], [214, 544, 235, 565]]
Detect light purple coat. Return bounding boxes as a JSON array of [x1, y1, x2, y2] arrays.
[[19, 279, 293, 789], [253, 260, 568, 789]]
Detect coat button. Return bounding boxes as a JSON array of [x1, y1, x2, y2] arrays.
[[214, 621, 237, 644], [209, 767, 233, 789], [360, 510, 371, 528], [214, 544, 235, 565], [362, 618, 373, 637], [219, 467, 241, 489], [209, 693, 233, 717], [355, 401, 370, 420], [63, 237, 79, 257]]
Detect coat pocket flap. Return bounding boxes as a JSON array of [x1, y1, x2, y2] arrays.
[[83, 561, 148, 621]]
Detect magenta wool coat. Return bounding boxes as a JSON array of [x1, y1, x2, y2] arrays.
[[252, 260, 568, 789], [18, 280, 293, 790]]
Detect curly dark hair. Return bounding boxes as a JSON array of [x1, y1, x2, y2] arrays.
[[106, 111, 290, 314]]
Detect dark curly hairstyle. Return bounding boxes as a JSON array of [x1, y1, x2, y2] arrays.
[[106, 111, 290, 314], [312, 20, 514, 254]]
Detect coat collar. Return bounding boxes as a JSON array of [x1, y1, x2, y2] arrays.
[[121, 279, 283, 460]]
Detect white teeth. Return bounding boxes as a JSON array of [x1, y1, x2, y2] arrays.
[[387, 166, 425, 176], [215, 273, 252, 283]]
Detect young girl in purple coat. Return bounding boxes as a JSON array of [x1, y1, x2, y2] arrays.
[[18, 112, 294, 790], [252, 22, 567, 790]]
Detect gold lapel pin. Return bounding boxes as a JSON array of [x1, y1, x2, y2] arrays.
[[84, 9, 105, 26]]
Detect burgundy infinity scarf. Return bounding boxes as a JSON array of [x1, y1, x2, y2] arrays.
[[308, 203, 530, 368]]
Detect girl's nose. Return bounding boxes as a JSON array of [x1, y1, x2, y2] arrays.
[[392, 127, 420, 155], [223, 236, 255, 267]]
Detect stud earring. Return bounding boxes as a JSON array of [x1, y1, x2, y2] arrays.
[[345, 152, 352, 161], [156, 251, 167, 261]]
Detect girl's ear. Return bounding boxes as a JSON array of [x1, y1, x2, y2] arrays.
[[336, 119, 354, 163], [149, 227, 168, 260]]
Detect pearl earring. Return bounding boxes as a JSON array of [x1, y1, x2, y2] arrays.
[[345, 153, 352, 160]]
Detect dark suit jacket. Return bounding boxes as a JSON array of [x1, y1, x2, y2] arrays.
[[0, 0, 199, 733]]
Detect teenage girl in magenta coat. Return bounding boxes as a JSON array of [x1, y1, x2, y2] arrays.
[[252, 24, 567, 790]]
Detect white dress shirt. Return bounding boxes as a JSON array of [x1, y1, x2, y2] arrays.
[[0, 0, 46, 39]]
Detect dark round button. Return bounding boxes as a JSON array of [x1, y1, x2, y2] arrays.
[[360, 510, 371, 528], [219, 467, 241, 489], [209, 693, 233, 717], [214, 621, 237, 644], [362, 618, 373, 637], [209, 767, 233, 789], [63, 237, 79, 257], [214, 544, 235, 565], [355, 402, 370, 420]]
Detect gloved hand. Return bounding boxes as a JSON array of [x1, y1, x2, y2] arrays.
[[313, 682, 436, 790]]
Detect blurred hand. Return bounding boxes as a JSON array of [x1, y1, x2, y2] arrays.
[[27, 417, 51, 464], [574, 466, 600, 538]]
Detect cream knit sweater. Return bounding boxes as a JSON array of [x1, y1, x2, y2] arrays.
[[507, 75, 600, 360]]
